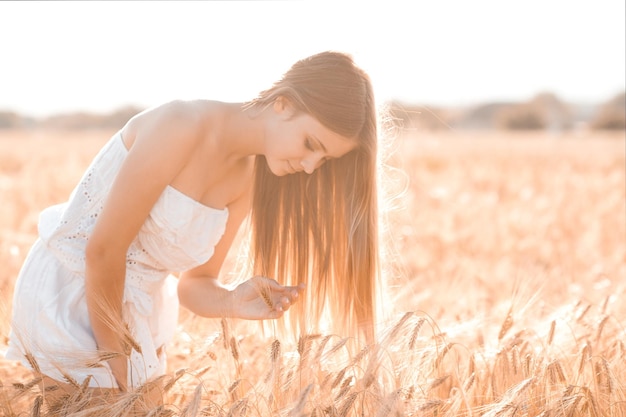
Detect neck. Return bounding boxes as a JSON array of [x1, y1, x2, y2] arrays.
[[216, 102, 266, 159]]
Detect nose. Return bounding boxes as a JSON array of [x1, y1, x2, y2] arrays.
[[300, 154, 325, 174]]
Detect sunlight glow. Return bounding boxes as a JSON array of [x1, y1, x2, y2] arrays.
[[0, 1, 624, 116]]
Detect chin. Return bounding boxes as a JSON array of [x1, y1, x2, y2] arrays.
[[265, 161, 288, 177], [266, 159, 294, 177]]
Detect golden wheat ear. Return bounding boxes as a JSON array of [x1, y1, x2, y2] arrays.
[[92, 292, 142, 357], [23, 352, 41, 375], [29, 395, 43, 417], [259, 283, 274, 310]]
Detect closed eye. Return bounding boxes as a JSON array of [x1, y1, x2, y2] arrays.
[[304, 137, 315, 151]]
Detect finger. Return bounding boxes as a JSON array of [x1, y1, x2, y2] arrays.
[[279, 296, 291, 309], [284, 283, 305, 299]]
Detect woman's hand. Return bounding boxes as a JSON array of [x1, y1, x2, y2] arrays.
[[231, 276, 305, 320]]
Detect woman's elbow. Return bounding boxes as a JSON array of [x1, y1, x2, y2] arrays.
[[85, 235, 126, 269], [177, 276, 193, 309]]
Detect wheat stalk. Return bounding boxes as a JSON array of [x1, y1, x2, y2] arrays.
[[546, 360, 566, 385], [408, 317, 426, 350], [578, 342, 591, 376], [428, 374, 450, 391], [576, 303, 592, 322], [387, 312, 413, 342], [595, 315, 609, 344], [334, 376, 353, 401], [271, 339, 281, 364], [337, 392, 357, 417], [547, 320, 556, 346], [498, 306, 514, 341], [162, 368, 186, 393], [23, 352, 41, 375], [180, 384, 203, 417], [434, 342, 453, 369], [463, 373, 475, 392], [229, 337, 240, 362], [288, 383, 313, 417], [30, 395, 42, 417], [594, 358, 612, 396], [332, 367, 348, 390], [221, 318, 231, 350], [226, 398, 249, 417], [228, 379, 241, 402]]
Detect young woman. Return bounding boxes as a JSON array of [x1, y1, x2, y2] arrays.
[[6, 51, 380, 399]]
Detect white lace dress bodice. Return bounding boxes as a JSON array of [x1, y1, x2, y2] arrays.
[[7, 131, 229, 388]]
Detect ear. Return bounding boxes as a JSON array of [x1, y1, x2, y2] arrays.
[[273, 96, 293, 117]]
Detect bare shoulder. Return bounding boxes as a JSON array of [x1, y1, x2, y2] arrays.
[[121, 100, 211, 151], [110, 100, 214, 203]]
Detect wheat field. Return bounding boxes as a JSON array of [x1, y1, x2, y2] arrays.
[[0, 128, 624, 416]]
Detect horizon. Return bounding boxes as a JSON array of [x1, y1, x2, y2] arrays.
[[3, 89, 622, 121], [1, 1, 624, 118]]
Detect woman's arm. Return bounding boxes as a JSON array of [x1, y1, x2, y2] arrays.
[[178, 186, 304, 320], [177, 184, 252, 318], [85, 102, 203, 390]]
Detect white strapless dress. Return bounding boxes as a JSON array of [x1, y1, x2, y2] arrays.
[[6, 131, 229, 388]]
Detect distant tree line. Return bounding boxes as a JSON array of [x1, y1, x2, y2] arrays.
[[0, 106, 142, 130], [1, 92, 624, 131], [389, 91, 625, 131]]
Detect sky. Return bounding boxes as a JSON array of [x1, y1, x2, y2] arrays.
[[0, 1, 624, 117]]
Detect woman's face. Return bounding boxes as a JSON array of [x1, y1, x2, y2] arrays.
[[263, 98, 357, 176]]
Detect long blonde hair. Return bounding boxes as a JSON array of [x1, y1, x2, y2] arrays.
[[246, 51, 379, 344]]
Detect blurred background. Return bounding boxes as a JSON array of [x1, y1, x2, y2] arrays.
[[0, 0, 624, 132], [1, 4, 624, 413]]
